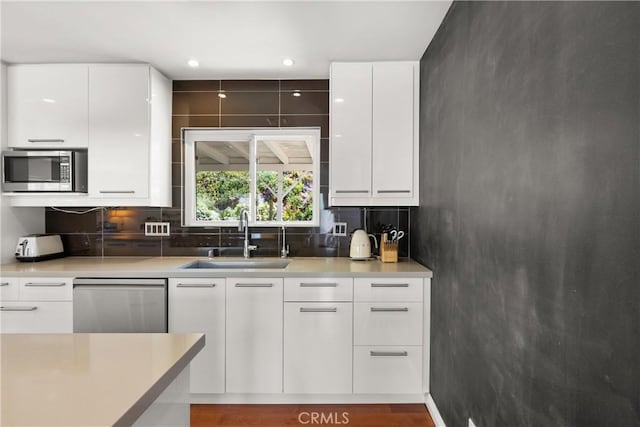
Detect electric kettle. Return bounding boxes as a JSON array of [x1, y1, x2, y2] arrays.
[[349, 229, 378, 259]]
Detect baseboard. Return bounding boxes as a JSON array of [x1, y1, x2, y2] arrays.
[[425, 393, 446, 427], [190, 393, 426, 404]]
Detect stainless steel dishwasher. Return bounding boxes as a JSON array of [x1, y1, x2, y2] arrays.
[[73, 278, 167, 333]]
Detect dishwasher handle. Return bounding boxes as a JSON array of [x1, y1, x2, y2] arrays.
[[74, 278, 167, 286]]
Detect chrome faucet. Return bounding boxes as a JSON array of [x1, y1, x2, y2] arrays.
[[280, 226, 290, 258], [238, 209, 257, 258]]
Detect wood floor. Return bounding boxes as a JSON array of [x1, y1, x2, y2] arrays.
[[191, 404, 435, 427]]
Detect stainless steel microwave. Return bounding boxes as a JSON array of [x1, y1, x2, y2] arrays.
[[1, 150, 88, 192]]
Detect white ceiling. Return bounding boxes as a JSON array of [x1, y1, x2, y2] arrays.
[[0, 1, 451, 80]]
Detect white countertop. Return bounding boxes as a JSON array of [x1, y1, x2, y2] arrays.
[[0, 256, 433, 278], [1, 333, 204, 427]]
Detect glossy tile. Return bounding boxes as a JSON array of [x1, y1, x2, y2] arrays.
[[280, 115, 329, 137], [320, 138, 329, 162], [103, 208, 162, 234], [220, 91, 279, 115], [173, 80, 220, 92], [172, 92, 219, 115], [220, 115, 279, 127], [172, 115, 219, 138], [280, 91, 329, 115], [171, 163, 182, 188], [103, 234, 162, 256], [59, 234, 102, 256], [46, 208, 102, 234], [280, 80, 329, 91], [221, 80, 279, 92], [171, 140, 183, 163]]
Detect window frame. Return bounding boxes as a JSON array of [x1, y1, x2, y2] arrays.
[[183, 127, 321, 228]]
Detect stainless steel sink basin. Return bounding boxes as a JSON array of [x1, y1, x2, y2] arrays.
[[179, 259, 290, 269]]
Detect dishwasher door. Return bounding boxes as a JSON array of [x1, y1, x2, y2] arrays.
[[73, 278, 167, 333]]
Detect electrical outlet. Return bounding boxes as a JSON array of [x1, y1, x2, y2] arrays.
[[469, 418, 477, 427], [144, 222, 170, 236], [332, 222, 347, 236]]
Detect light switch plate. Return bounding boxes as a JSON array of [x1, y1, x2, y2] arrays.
[[144, 222, 170, 236], [332, 222, 347, 236]]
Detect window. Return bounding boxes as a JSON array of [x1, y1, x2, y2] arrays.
[[183, 128, 320, 227]]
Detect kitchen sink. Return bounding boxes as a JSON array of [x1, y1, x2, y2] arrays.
[[179, 259, 290, 269]]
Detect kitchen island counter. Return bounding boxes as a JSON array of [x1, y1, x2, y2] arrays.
[[1, 333, 204, 426], [0, 256, 433, 278]]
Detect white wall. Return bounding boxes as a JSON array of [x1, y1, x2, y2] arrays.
[[0, 62, 45, 264]]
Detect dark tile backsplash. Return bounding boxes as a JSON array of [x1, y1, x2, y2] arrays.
[[45, 79, 410, 258]]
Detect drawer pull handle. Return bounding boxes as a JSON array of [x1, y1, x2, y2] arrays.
[[300, 282, 338, 287], [24, 282, 66, 287], [335, 190, 369, 194], [0, 282, 9, 287], [370, 283, 409, 288], [370, 307, 409, 312], [0, 306, 38, 312], [376, 190, 411, 194], [176, 283, 216, 288], [28, 139, 65, 143], [370, 351, 408, 357], [235, 283, 273, 288], [99, 190, 136, 194], [300, 307, 337, 313]]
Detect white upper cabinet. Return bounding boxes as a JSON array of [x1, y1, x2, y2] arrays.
[[372, 63, 417, 199], [89, 64, 150, 199], [329, 63, 372, 199], [5, 63, 172, 207], [8, 64, 89, 148], [330, 61, 419, 206]]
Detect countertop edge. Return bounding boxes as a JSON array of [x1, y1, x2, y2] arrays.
[[113, 333, 205, 427]]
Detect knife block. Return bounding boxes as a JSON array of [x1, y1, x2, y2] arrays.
[[380, 234, 398, 263]]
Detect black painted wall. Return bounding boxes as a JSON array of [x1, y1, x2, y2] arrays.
[[411, 2, 639, 426]]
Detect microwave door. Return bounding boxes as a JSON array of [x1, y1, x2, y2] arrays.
[[2, 153, 67, 192]]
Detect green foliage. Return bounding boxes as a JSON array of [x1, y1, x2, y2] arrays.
[[196, 169, 313, 223], [195, 171, 249, 221]]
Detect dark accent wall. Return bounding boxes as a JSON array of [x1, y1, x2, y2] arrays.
[[46, 80, 410, 257], [411, 2, 640, 426]]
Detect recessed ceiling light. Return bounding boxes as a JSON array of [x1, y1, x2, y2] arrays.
[[42, 98, 56, 103], [334, 98, 344, 103], [218, 93, 227, 98], [282, 58, 294, 66], [187, 59, 199, 68]]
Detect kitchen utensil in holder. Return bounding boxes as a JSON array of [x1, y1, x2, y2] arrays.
[[380, 233, 398, 263]]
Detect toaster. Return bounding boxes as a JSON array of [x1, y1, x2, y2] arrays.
[[15, 234, 65, 262]]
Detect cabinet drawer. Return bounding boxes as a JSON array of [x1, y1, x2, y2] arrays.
[[19, 277, 73, 301], [0, 277, 20, 302], [353, 346, 422, 394], [354, 302, 422, 346], [0, 301, 73, 333], [284, 302, 352, 393], [354, 277, 422, 302], [284, 277, 353, 302]]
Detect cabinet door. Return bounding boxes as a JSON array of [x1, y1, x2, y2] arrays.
[[0, 301, 73, 333], [372, 62, 417, 200], [8, 64, 89, 148], [168, 278, 225, 394], [284, 302, 352, 393], [330, 63, 372, 200], [89, 65, 150, 198], [226, 278, 283, 393], [0, 277, 19, 302], [353, 346, 422, 394]]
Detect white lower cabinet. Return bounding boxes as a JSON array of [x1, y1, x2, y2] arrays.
[[168, 278, 225, 394], [226, 277, 284, 393], [0, 277, 73, 333], [353, 346, 422, 394], [284, 302, 352, 394], [0, 301, 73, 333], [354, 302, 423, 346]]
